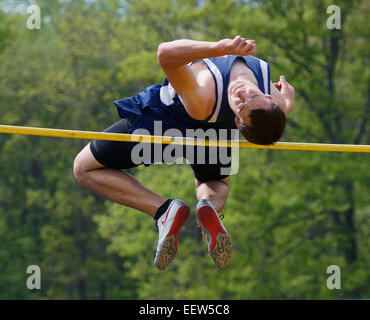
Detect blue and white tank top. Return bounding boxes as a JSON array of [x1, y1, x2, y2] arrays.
[[115, 55, 271, 130]]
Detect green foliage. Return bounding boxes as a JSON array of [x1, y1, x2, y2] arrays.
[[0, 0, 369, 299]]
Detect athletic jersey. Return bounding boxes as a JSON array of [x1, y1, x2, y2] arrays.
[[114, 55, 271, 130]]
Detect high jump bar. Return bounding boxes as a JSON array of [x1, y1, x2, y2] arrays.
[[0, 125, 369, 153]]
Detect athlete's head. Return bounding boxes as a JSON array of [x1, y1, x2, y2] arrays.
[[234, 92, 286, 145]]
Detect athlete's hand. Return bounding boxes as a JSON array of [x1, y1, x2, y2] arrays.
[[218, 36, 256, 56], [274, 75, 295, 115]]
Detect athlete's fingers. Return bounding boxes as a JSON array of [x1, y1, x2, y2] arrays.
[[247, 43, 256, 53], [232, 36, 255, 54], [246, 39, 256, 49], [243, 42, 256, 54], [233, 35, 242, 47], [240, 41, 251, 52], [280, 76, 294, 91], [235, 38, 247, 51]]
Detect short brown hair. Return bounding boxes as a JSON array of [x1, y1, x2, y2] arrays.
[[238, 101, 286, 145]]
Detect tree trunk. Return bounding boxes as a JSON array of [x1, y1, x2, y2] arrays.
[[343, 181, 357, 264]]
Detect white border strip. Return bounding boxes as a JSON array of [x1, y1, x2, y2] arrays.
[[259, 59, 269, 94], [203, 58, 223, 123]]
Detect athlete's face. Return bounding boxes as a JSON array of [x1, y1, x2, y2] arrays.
[[234, 91, 274, 127]]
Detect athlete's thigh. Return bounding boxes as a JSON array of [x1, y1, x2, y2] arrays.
[[189, 143, 232, 183], [89, 118, 140, 170], [75, 142, 106, 172]]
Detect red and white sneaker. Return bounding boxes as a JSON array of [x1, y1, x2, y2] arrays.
[[154, 199, 190, 270], [196, 199, 232, 269]]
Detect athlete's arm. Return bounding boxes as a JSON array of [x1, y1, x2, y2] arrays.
[[157, 36, 256, 120], [272, 75, 295, 115]]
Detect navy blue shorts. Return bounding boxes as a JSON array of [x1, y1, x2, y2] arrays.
[[89, 114, 232, 183]]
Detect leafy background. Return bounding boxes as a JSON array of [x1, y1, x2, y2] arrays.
[[0, 0, 369, 299]]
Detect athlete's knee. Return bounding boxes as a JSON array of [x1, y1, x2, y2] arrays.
[[73, 143, 100, 182], [73, 152, 87, 182]]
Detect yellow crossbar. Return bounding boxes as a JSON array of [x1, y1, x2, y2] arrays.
[[0, 125, 369, 153]]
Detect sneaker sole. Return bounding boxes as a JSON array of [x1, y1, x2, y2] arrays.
[[210, 233, 232, 270], [155, 205, 190, 270], [197, 206, 232, 270]]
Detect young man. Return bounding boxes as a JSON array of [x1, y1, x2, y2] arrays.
[[73, 36, 295, 270]]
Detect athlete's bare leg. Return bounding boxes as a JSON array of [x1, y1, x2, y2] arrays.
[[73, 143, 168, 217], [195, 178, 229, 212]]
